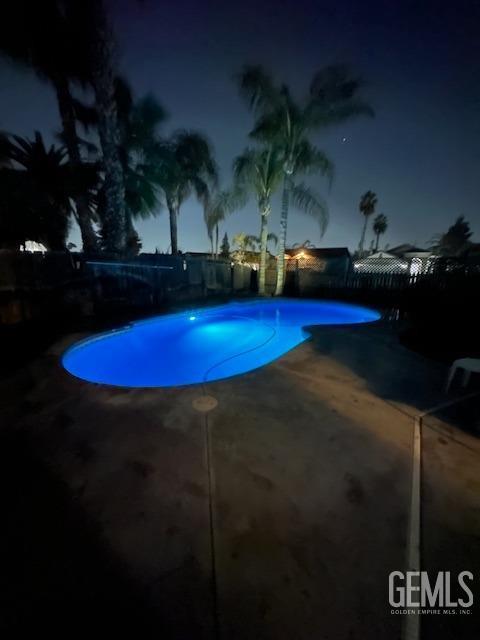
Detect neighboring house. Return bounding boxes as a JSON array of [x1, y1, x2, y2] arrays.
[[353, 251, 409, 274], [388, 244, 436, 274], [283, 247, 352, 292], [356, 246, 439, 275], [284, 247, 351, 277]]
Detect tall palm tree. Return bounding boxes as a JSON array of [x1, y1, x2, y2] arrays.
[[113, 79, 167, 254], [155, 131, 217, 254], [78, 0, 127, 255], [233, 146, 328, 294], [0, 0, 100, 253], [372, 213, 388, 251], [233, 147, 284, 294], [358, 190, 378, 255], [204, 186, 246, 257], [238, 64, 373, 295]]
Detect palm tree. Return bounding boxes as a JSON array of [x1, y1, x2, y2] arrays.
[[0, 0, 100, 253], [233, 147, 284, 294], [372, 213, 388, 251], [204, 186, 246, 257], [113, 79, 167, 254], [0, 132, 97, 249], [238, 64, 373, 295], [68, 0, 131, 254], [358, 190, 378, 255], [155, 131, 217, 254]]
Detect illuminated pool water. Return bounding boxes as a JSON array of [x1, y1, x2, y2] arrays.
[[62, 299, 380, 387]]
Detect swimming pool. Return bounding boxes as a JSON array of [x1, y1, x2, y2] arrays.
[[62, 299, 380, 387]]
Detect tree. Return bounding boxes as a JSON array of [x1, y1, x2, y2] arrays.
[[358, 190, 378, 255], [432, 216, 473, 257], [112, 79, 166, 255], [156, 131, 217, 254], [238, 64, 373, 294], [204, 186, 246, 258], [233, 147, 283, 294], [0, 132, 97, 249], [232, 233, 257, 263], [220, 233, 230, 258], [372, 213, 388, 251], [84, 0, 126, 254], [0, 0, 100, 253]]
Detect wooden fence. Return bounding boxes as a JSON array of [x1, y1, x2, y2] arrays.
[[1, 249, 479, 325], [285, 255, 480, 297], [0, 251, 254, 324]]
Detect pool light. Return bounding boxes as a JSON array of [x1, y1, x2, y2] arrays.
[[189, 315, 196, 321]]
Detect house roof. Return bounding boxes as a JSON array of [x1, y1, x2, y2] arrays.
[[356, 251, 401, 261], [285, 247, 350, 259]]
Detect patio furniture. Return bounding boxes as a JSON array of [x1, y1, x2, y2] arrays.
[[445, 358, 480, 392]]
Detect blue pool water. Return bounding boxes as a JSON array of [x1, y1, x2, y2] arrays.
[[62, 299, 380, 388]]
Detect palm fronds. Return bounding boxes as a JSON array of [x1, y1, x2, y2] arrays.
[[290, 182, 329, 237]]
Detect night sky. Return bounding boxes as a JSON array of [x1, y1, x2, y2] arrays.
[[1, 0, 479, 252]]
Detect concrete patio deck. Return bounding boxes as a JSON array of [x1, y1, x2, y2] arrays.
[[0, 321, 478, 638]]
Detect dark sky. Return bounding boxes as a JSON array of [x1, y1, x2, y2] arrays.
[[1, 0, 479, 252]]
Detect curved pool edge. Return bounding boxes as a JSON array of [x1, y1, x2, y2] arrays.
[[61, 298, 382, 389]]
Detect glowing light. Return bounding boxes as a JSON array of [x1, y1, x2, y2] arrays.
[[189, 316, 196, 321], [63, 300, 380, 387]]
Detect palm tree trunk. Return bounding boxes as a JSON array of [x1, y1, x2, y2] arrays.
[[90, 1, 126, 255], [375, 232, 380, 252], [258, 210, 269, 295], [275, 174, 290, 295], [54, 77, 98, 254], [358, 215, 369, 256], [214, 224, 219, 259], [168, 200, 179, 254]]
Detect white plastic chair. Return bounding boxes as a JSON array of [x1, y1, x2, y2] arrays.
[[445, 358, 480, 392]]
